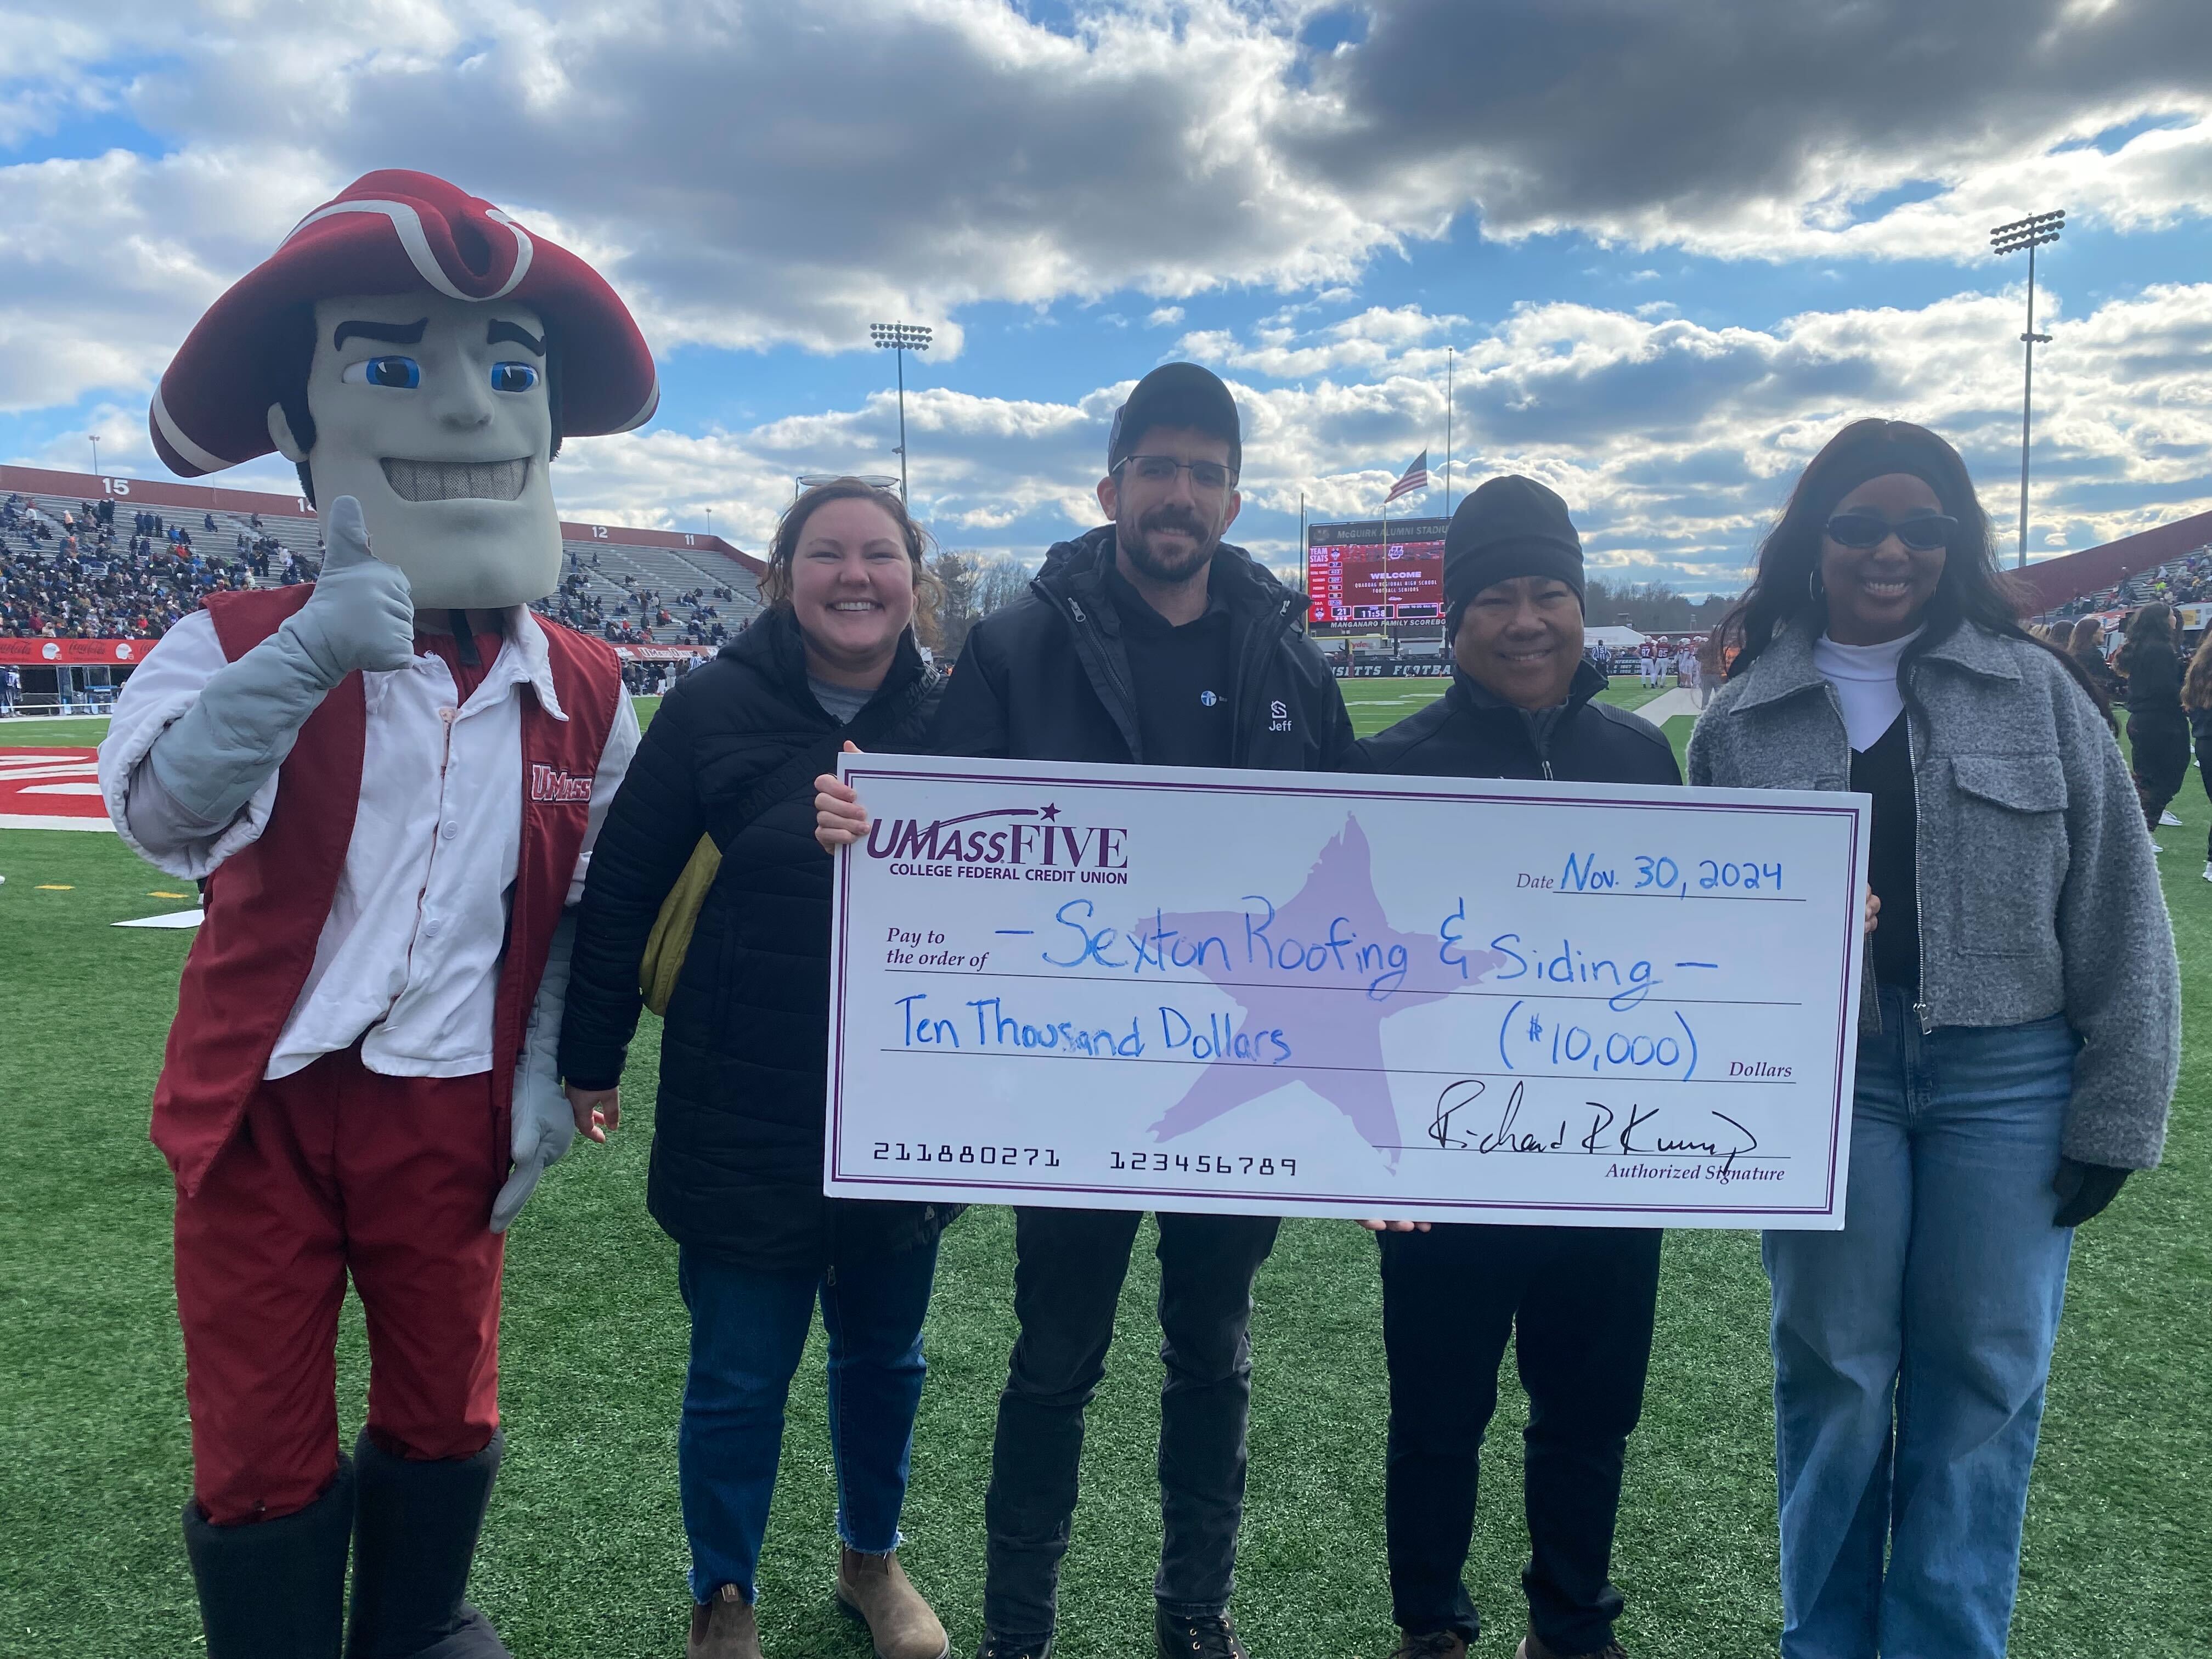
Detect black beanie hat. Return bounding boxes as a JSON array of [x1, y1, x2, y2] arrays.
[[1108, 363, 1242, 477], [1443, 475, 1585, 612]]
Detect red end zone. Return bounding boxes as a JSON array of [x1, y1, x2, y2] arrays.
[[0, 747, 115, 831]]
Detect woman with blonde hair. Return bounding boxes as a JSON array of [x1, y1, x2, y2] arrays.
[[560, 479, 955, 1659]]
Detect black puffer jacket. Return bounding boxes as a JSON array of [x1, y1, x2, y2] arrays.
[[1358, 659, 1680, 786], [558, 607, 947, 1271], [933, 524, 1357, 769]]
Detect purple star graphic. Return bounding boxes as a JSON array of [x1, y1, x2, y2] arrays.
[[1139, 816, 1508, 1163], [1039, 803, 1060, 821]]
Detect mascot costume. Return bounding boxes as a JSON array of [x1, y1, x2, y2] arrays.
[[99, 171, 654, 1658]]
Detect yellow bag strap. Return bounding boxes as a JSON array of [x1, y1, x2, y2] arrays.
[[639, 834, 722, 1017], [632, 679, 931, 1018]]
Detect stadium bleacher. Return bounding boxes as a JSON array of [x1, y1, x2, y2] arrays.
[[1, 464, 763, 647]]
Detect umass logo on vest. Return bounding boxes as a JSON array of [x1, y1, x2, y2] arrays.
[[529, 765, 595, 804], [865, 803, 1131, 885]]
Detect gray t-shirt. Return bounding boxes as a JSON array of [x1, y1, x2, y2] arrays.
[[810, 676, 872, 724]]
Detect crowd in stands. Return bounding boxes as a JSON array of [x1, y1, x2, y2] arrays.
[[1, 493, 272, 639], [2, 494, 753, 654], [2051, 547, 2212, 620], [543, 555, 742, 646]]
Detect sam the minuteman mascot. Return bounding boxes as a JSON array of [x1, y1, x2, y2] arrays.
[[99, 171, 657, 1659]]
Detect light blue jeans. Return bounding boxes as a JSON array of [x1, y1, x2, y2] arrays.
[[1763, 986, 2079, 1659]]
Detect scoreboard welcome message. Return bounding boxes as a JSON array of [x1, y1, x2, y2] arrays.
[[1306, 517, 1449, 627]]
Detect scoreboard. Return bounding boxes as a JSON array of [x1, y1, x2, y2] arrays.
[[1306, 517, 1448, 627]]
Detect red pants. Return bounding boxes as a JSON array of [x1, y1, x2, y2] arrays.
[[174, 1047, 505, 1525]]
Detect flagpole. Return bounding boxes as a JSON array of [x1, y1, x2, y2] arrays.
[[1299, 489, 1309, 637], [1444, 347, 1455, 515]]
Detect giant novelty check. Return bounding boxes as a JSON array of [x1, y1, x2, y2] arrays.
[[826, 754, 1870, 1229]]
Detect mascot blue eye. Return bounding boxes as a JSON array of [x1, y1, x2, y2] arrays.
[[341, 356, 421, 390], [490, 361, 539, 393]]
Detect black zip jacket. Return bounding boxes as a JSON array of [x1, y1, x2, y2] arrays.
[[932, 524, 1357, 769], [558, 607, 949, 1271], [1357, 659, 1680, 787]]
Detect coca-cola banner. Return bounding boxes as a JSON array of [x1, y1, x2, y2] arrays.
[[0, 637, 150, 666]]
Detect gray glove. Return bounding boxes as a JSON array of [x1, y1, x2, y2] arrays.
[[492, 911, 578, 1233], [140, 495, 414, 832]]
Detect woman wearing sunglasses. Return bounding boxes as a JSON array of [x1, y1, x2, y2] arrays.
[[1687, 419, 2178, 1659]]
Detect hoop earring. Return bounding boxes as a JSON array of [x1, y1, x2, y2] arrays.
[[1808, 565, 1826, 603]]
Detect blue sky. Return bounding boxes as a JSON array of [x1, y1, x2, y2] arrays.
[[3, 1, 2209, 595]]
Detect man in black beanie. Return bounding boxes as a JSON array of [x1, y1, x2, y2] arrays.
[[1358, 475, 1677, 1659], [816, 362, 1355, 1659]]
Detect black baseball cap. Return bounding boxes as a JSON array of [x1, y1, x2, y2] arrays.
[[1107, 362, 1242, 477]]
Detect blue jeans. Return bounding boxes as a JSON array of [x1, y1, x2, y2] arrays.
[[676, 1239, 939, 1605], [1763, 986, 2078, 1659]]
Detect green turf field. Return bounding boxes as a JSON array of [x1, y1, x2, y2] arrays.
[[1, 697, 2203, 1658]]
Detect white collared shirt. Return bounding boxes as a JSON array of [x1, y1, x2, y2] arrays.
[[101, 607, 639, 1080]]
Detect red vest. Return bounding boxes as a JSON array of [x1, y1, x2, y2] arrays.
[[151, 586, 624, 1196]]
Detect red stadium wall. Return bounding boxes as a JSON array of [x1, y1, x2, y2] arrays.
[[1, 465, 765, 574], [0, 639, 153, 666]]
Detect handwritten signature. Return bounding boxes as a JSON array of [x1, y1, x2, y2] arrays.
[[1427, 1078, 1761, 1174]]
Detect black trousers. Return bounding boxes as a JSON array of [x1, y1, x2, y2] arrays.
[[981, 1206, 1280, 1639], [2196, 729, 2212, 859], [1379, 1222, 1663, 1652], [2131, 714, 2190, 828]]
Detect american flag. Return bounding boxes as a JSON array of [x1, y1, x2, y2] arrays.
[[1384, 449, 1431, 506]]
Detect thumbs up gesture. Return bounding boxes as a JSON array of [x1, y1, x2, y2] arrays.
[[284, 495, 416, 685]]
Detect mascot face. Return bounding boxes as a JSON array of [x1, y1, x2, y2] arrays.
[[269, 291, 563, 611]]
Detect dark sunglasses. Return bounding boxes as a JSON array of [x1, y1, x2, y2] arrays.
[[1824, 511, 1956, 552]]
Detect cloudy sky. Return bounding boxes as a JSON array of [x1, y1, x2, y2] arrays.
[[4, 0, 2209, 592]]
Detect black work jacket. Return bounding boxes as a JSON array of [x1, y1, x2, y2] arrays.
[[932, 524, 1358, 770], [1358, 659, 1680, 786], [558, 607, 949, 1271]]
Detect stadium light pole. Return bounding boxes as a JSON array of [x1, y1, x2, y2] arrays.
[[870, 322, 933, 502], [88, 435, 101, 476], [1990, 210, 2064, 569]]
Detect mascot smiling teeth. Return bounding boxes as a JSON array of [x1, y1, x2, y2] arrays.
[[104, 171, 658, 1659]]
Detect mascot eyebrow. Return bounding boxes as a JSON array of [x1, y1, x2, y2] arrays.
[[332, 318, 429, 350], [488, 319, 545, 356]]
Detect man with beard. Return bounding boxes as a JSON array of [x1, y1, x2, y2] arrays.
[[818, 363, 1354, 1659]]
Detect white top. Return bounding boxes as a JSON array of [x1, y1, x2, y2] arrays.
[[1811, 627, 1922, 752], [100, 607, 639, 1080]]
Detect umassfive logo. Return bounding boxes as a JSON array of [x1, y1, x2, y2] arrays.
[[865, 802, 1131, 884]]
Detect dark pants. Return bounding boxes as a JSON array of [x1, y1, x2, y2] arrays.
[[2129, 714, 2190, 828], [1379, 1222, 1663, 1653], [982, 1206, 1280, 1639], [2197, 730, 2212, 859]]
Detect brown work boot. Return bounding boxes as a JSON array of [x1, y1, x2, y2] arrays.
[[1390, 1632, 1468, 1659], [838, 1545, 950, 1659], [1516, 1632, 1627, 1659], [689, 1582, 763, 1659]]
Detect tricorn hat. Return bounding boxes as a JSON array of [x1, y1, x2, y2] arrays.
[[149, 169, 659, 477]]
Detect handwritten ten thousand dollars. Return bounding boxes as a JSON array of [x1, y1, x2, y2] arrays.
[[826, 754, 1872, 1230]]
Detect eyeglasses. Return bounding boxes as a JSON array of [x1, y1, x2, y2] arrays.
[[1116, 455, 1237, 493], [1824, 512, 1956, 552]]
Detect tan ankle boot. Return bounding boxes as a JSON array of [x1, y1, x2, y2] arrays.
[[837, 1546, 949, 1659], [689, 1583, 763, 1659]]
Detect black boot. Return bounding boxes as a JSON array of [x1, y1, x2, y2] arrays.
[[346, 1429, 511, 1659], [183, 1456, 355, 1659]]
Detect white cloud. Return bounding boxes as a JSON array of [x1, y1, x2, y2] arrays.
[[462, 282, 2212, 588], [1146, 306, 1186, 327], [4, 0, 2208, 416]]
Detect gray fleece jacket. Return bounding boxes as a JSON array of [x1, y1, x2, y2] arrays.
[[1688, 621, 2179, 1170]]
